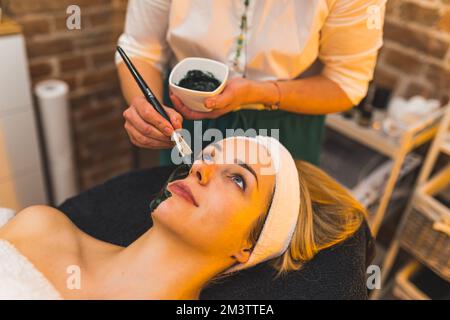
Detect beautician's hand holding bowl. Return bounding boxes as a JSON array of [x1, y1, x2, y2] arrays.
[[171, 77, 256, 120], [169, 57, 229, 113], [170, 58, 260, 120]]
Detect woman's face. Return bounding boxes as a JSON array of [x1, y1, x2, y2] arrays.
[[152, 138, 276, 262]]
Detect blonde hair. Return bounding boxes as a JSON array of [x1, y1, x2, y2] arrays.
[[248, 160, 368, 276]]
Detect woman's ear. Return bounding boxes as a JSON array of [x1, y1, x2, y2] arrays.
[[231, 247, 252, 264]]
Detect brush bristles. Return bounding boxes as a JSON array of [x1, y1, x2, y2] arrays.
[[172, 132, 192, 158]]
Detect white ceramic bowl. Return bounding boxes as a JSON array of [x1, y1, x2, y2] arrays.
[[169, 57, 229, 112]]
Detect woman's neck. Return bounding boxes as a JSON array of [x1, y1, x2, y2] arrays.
[[94, 225, 231, 299]]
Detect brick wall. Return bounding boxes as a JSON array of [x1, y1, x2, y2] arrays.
[[5, 0, 133, 190], [3, 0, 450, 190], [374, 0, 450, 103]]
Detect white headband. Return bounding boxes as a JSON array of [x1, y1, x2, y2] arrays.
[[219, 135, 300, 274]]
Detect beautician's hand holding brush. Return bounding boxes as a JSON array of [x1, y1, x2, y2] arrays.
[[117, 46, 192, 163]]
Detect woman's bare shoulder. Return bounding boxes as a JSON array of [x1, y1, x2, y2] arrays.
[[0, 205, 78, 242]]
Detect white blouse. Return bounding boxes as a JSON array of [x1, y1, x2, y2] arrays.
[[116, 0, 386, 105]]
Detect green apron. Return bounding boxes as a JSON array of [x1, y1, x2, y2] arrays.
[[160, 76, 325, 166]]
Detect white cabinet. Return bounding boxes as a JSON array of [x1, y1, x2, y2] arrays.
[[0, 32, 47, 211], [0, 35, 34, 112], [0, 110, 42, 178]]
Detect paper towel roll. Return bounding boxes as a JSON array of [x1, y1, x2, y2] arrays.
[[35, 80, 77, 205]]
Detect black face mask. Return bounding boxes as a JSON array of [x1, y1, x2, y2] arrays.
[[149, 164, 192, 213]]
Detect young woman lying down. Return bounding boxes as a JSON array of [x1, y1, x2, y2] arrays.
[[0, 136, 368, 299]]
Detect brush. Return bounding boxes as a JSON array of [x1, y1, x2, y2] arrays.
[[116, 46, 192, 162]]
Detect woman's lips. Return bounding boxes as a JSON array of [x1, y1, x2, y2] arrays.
[[168, 181, 199, 207]]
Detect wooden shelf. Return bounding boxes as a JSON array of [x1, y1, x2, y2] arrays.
[[326, 109, 444, 236], [371, 104, 450, 300], [326, 111, 443, 159], [326, 114, 398, 158]]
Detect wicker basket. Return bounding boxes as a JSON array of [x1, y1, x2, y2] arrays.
[[399, 178, 450, 282]]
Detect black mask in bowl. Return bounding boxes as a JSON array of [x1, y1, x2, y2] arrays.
[[149, 164, 192, 213]]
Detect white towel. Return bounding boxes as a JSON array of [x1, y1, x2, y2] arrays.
[[0, 208, 62, 300], [0, 208, 15, 226]]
